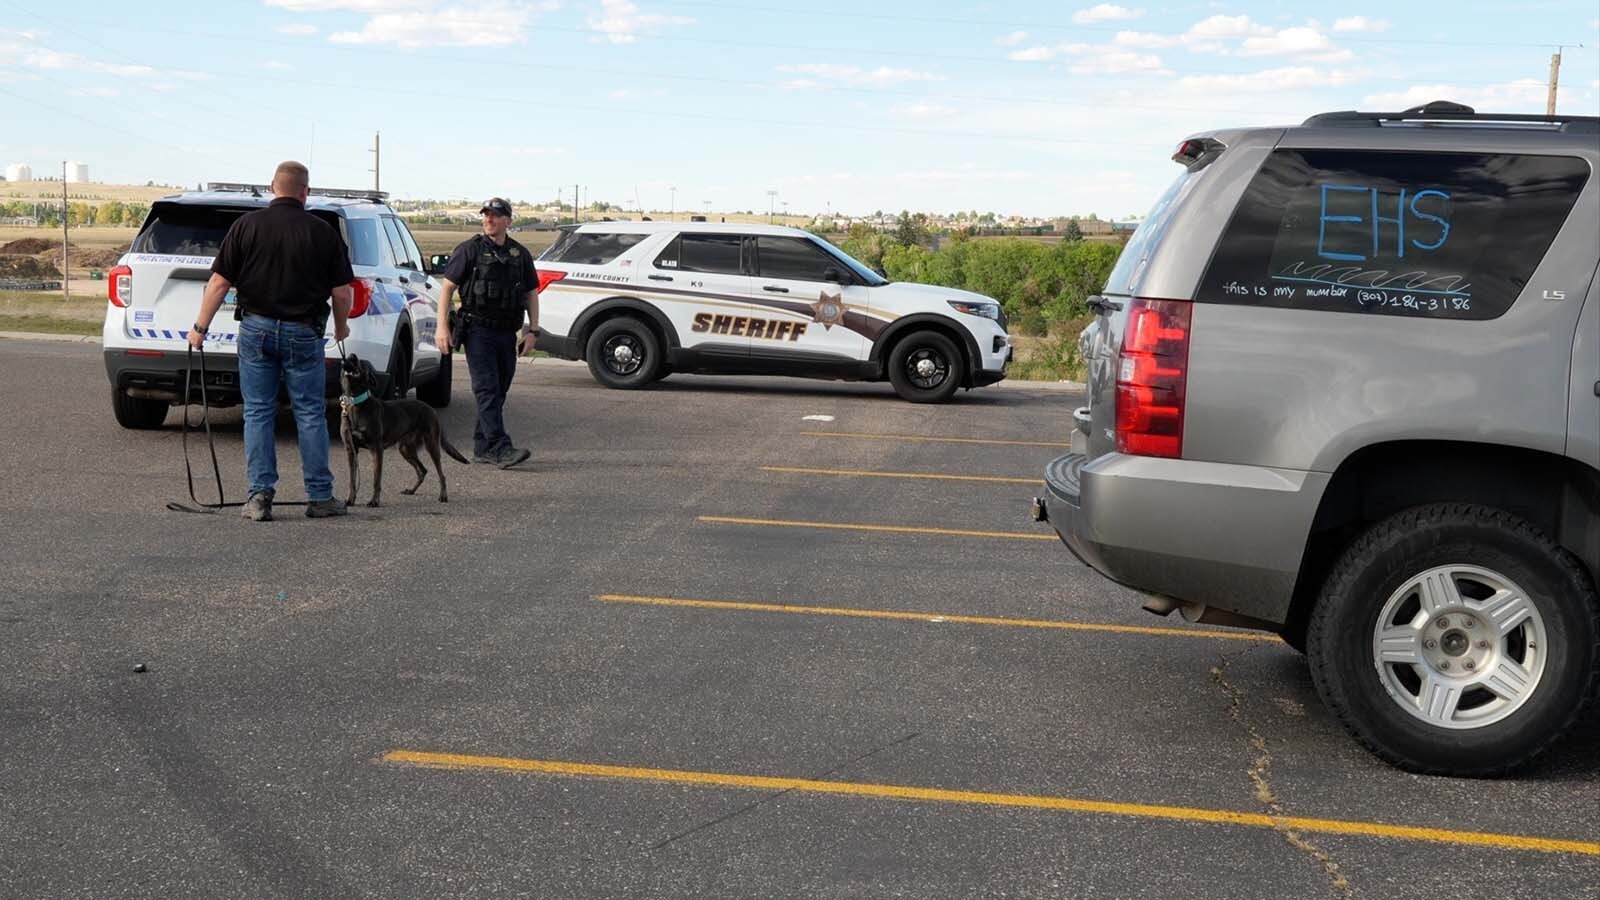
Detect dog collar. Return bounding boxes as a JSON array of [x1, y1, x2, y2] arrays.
[[339, 390, 371, 412]]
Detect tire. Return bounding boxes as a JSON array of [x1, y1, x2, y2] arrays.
[[381, 339, 412, 401], [112, 387, 169, 429], [887, 330, 963, 403], [1307, 503, 1600, 777], [416, 348, 451, 408], [585, 317, 662, 389]]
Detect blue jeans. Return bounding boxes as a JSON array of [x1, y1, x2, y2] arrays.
[[464, 322, 519, 457], [237, 313, 334, 500]]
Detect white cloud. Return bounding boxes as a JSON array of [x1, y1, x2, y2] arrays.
[[777, 63, 941, 86], [265, 60, 293, 69], [587, 0, 693, 44], [1187, 14, 1272, 38], [330, 1, 552, 47], [1239, 26, 1352, 61], [265, 0, 432, 10], [1009, 42, 1168, 74], [275, 23, 319, 35], [1179, 66, 1358, 93], [996, 30, 1029, 47], [1073, 4, 1143, 24], [1362, 79, 1548, 112], [892, 101, 957, 118], [1332, 16, 1389, 33]]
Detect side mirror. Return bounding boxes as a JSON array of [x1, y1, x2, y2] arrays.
[[427, 254, 450, 276]]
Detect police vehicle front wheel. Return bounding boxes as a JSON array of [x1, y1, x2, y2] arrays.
[[887, 330, 962, 403], [416, 349, 451, 408], [586, 317, 661, 389]]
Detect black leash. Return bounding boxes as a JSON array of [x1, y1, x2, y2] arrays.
[[167, 339, 351, 514]]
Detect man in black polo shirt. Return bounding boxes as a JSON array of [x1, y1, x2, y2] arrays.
[[434, 197, 539, 469], [188, 161, 354, 521]]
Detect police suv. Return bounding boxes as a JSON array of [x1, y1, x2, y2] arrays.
[[532, 222, 1011, 402], [103, 183, 451, 429]]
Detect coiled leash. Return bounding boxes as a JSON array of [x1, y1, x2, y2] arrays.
[[166, 340, 349, 514]]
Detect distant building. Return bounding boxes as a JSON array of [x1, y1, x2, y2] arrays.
[[5, 163, 33, 182], [67, 162, 89, 183]]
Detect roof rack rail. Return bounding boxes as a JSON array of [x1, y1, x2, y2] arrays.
[[204, 182, 390, 201], [1303, 101, 1599, 133]]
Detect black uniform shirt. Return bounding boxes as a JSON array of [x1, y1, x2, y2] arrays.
[[443, 234, 536, 301], [212, 197, 355, 325]]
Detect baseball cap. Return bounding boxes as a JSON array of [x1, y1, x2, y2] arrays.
[[479, 197, 513, 217]]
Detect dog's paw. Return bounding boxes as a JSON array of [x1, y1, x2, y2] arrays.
[[366, 500, 381, 508], [439, 495, 449, 503]]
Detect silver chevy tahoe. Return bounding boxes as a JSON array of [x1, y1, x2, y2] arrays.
[[1036, 102, 1599, 776]]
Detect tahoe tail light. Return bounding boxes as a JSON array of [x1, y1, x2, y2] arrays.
[[1116, 298, 1192, 459], [108, 265, 132, 307], [536, 269, 567, 293], [348, 278, 372, 318]]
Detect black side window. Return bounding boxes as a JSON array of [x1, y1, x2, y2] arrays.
[[1198, 150, 1589, 320], [381, 217, 418, 269], [342, 218, 385, 267], [549, 232, 646, 265], [756, 236, 837, 282], [655, 234, 744, 275]]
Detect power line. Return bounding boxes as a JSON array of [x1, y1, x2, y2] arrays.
[[663, 0, 1582, 48]]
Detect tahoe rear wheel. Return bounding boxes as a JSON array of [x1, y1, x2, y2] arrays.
[[585, 317, 661, 389], [416, 348, 451, 408], [113, 388, 169, 429], [887, 330, 962, 403], [1307, 504, 1600, 777]]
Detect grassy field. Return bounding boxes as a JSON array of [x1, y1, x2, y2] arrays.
[[0, 291, 104, 335]]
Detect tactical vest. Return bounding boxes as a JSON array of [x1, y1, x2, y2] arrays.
[[462, 236, 527, 325]]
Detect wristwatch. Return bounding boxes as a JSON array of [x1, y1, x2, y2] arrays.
[[192, 322, 208, 335]]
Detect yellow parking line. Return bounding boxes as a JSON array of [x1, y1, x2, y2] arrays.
[[597, 594, 1278, 643], [698, 515, 1057, 541], [761, 466, 1043, 485], [801, 431, 1069, 448], [381, 750, 1600, 857]]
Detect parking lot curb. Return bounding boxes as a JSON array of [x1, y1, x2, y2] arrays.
[[0, 330, 101, 344]]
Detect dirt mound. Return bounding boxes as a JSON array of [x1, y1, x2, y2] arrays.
[[75, 249, 126, 268], [0, 257, 61, 277], [0, 238, 60, 255]]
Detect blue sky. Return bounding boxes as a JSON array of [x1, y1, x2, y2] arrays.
[[2, 1, 1597, 218]]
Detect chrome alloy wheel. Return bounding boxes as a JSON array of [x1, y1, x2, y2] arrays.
[[905, 347, 949, 390], [604, 335, 643, 376], [1372, 565, 1547, 729]]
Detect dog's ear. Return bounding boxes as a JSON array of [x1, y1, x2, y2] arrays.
[[362, 360, 376, 383], [343, 353, 362, 373]]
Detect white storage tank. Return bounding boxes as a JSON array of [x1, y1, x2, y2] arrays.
[[5, 163, 33, 182], [67, 162, 89, 183]]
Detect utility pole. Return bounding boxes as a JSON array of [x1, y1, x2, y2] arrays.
[[669, 186, 676, 221], [766, 190, 777, 224], [61, 161, 68, 303], [574, 183, 579, 224], [1546, 48, 1564, 115], [369, 132, 381, 192]]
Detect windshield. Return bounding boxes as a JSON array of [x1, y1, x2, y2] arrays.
[[810, 234, 889, 286]]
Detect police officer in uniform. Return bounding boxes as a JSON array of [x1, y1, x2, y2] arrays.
[[435, 197, 539, 468]]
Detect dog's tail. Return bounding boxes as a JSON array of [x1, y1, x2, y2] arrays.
[[441, 435, 472, 465]]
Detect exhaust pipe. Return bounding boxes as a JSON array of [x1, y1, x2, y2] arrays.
[[1177, 601, 1276, 631]]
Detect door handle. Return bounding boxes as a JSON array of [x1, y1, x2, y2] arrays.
[[397, 275, 410, 284], [763, 285, 790, 293], [649, 274, 673, 282]]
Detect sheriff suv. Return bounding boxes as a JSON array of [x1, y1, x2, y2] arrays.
[[103, 183, 451, 428], [1034, 102, 1600, 776], [532, 222, 1011, 402]]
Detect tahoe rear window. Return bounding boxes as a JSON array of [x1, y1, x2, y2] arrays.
[[1197, 150, 1589, 319]]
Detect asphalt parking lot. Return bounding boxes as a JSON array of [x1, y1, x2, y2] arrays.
[[1, 336, 1596, 900]]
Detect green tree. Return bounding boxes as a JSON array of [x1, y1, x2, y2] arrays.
[[1064, 219, 1084, 242]]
